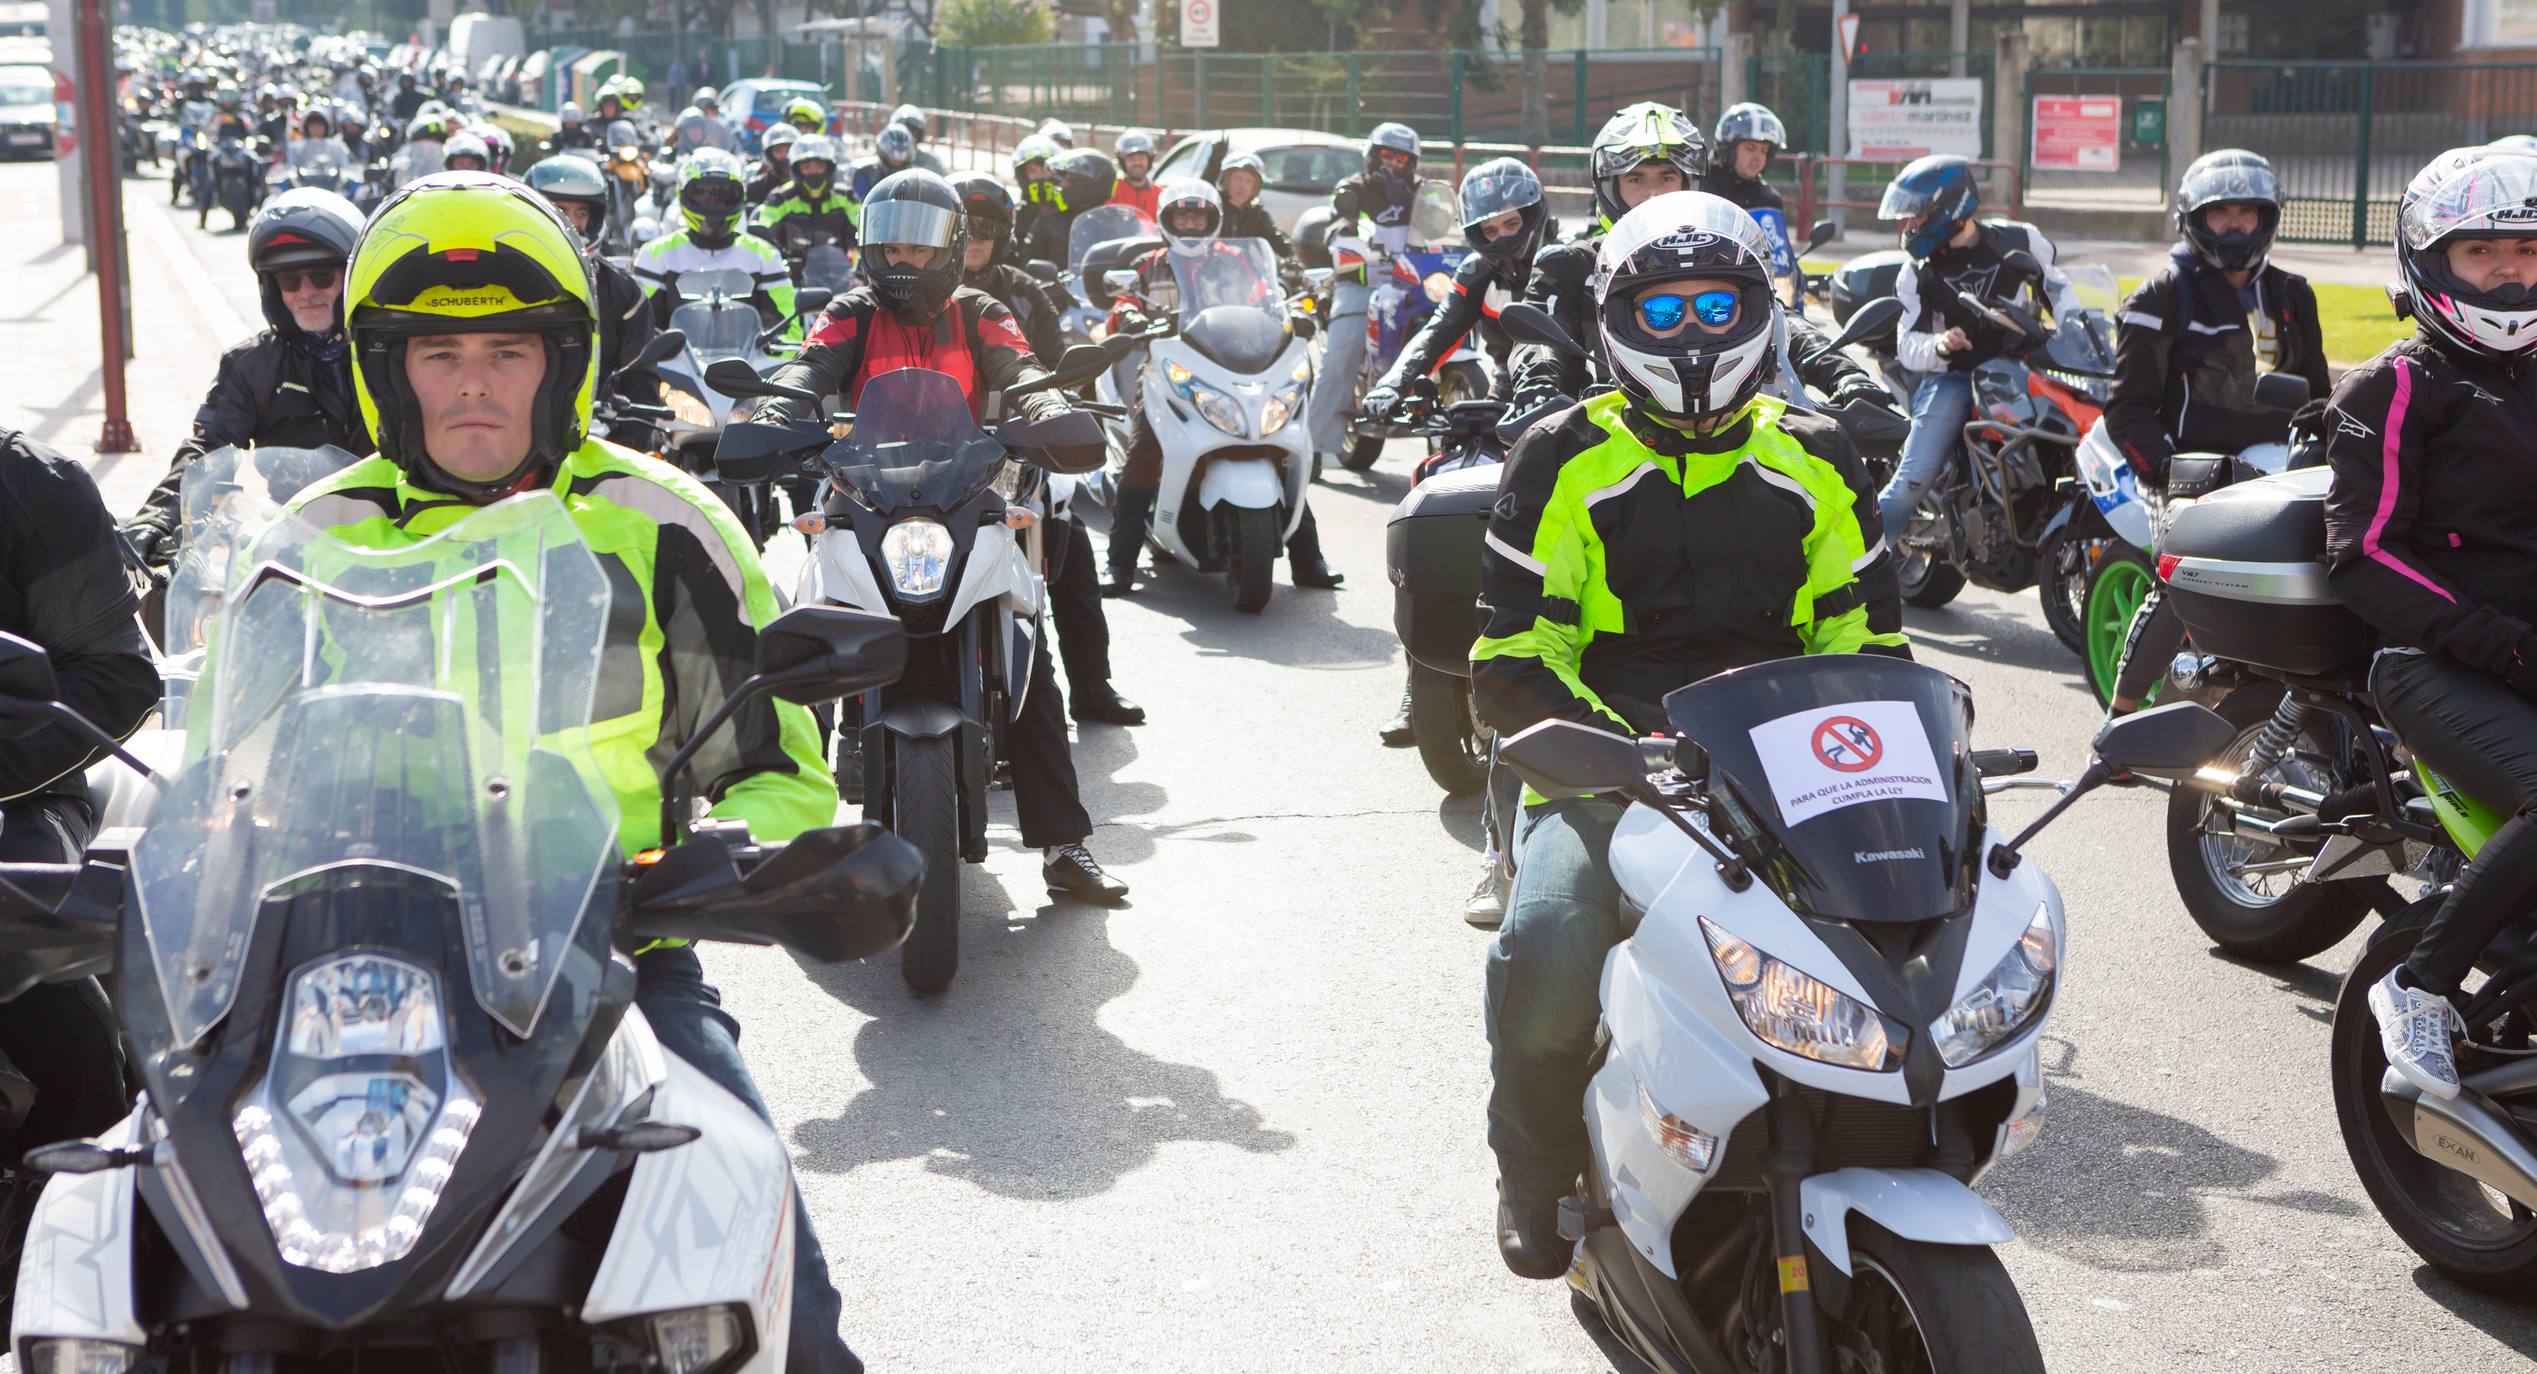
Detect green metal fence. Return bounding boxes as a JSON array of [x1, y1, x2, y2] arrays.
[[1748, 52, 1828, 154], [2206, 59, 2537, 246], [526, 27, 835, 93]]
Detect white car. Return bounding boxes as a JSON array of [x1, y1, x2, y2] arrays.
[[1152, 127, 1361, 235], [0, 63, 52, 160]]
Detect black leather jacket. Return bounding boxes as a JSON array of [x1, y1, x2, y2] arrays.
[[132, 330, 373, 540], [966, 262, 1068, 364], [2105, 249, 2328, 480], [1219, 200, 1293, 261], [0, 430, 157, 801]]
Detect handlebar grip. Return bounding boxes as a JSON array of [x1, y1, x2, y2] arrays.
[[1972, 748, 2040, 778]]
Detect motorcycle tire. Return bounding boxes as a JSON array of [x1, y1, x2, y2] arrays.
[[1340, 429, 1385, 473], [893, 734, 962, 996], [1438, 362, 1485, 408], [1408, 662, 1489, 797], [2163, 684, 2373, 964], [2331, 919, 2537, 1297], [2082, 543, 2158, 707], [1829, 1225, 2045, 1373], [1226, 505, 1277, 614], [1897, 547, 1966, 609], [2036, 522, 2093, 655]]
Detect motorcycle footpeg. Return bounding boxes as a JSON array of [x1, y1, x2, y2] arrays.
[[1556, 1195, 1616, 1241]]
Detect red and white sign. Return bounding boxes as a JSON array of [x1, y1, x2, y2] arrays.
[[1180, 0, 1221, 48], [1750, 700, 1948, 826], [2031, 95, 2122, 172], [1837, 12, 1862, 64], [1846, 78, 1984, 161]]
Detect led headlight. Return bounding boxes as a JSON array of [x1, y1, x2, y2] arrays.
[[1166, 360, 1247, 437], [622, 1304, 751, 1374], [663, 385, 715, 429], [1260, 363, 1310, 435], [1931, 902, 2058, 1068], [20, 1339, 143, 1374], [879, 517, 954, 598], [233, 952, 481, 1273], [1700, 918, 1905, 1072]]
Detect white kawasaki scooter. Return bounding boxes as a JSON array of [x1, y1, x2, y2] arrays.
[[1099, 236, 1317, 613], [1496, 656, 2234, 1373]]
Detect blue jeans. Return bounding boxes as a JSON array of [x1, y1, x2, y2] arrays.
[[1878, 371, 1974, 534], [636, 947, 861, 1374], [1484, 797, 1626, 1199]]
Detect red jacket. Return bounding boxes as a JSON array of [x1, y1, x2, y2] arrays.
[[1110, 179, 1161, 220]]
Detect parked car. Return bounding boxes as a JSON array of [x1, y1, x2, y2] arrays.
[[1153, 128, 1361, 234], [721, 77, 831, 153], [0, 63, 52, 160]]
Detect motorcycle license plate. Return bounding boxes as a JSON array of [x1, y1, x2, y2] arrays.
[[7, 130, 45, 147]]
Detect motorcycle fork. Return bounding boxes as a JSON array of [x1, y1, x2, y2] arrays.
[[1761, 1082, 1831, 1374]]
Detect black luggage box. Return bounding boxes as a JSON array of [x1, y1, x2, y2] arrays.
[[2160, 468, 2376, 678], [1387, 463, 1500, 677]]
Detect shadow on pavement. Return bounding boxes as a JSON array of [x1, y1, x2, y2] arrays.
[[1136, 574, 1400, 670], [1902, 598, 2083, 680], [2406, 1265, 2537, 1356], [1051, 719, 1170, 867], [1984, 1067, 2361, 1272], [786, 881, 1295, 1201], [1308, 465, 1414, 506]]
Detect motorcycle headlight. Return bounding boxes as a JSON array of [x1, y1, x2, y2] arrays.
[[1260, 381, 1307, 435], [233, 953, 480, 1273], [635, 1304, 751, 1374], [1165, 360, 1246, 437], [1931, 902, 2058, 1068], [879, 517, 954, 599], [1700, 917, 1904, 1072], [20, 1339, 143, 1374], [663, 386, 714, 429]]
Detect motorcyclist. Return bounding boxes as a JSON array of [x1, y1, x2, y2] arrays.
[[1103, 178, 1345, 596], [1214, 152, 1293, 259], [1010, 133, 1065, 262], [1112, 129, 1162, 219], [675, 87, 738, 155], [631, 148, 799, 333], [849, 123, 918, 205], [954, 173, 1145, 727], [441, 128, 492, 174], [887, 101, 947, 174], [780, 95, 828, 137], [393, 107, 451, 186], [0, 425, 155, 1203], [1304, 121, 1438, 469], [1474, 191, 1907, 1279], [387, 70, 423, 122], [1038, 117, 1076, 149], [255, 84, 298, 144], [277, 169, 865, 1374], [1876, 153, 2083, 533], [1017, 148, 1120, 269], [2321, 147, 2537, 1100], [1703, 101, 1796, 301], [286, 104, 349, 168], [748, 123, 798, 206], [544, 99, 596, 153], [758, 170, 1134, 901], [2104, 148, 2330, 715], [527, 153, 661, 417], [125, 188, 374, 569], [471, 121, 516, 175], [755, 134, 859, 264]]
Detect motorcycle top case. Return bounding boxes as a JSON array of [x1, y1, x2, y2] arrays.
[[1386, 463, 1499, 677], [2158, 467, 2376, 677]]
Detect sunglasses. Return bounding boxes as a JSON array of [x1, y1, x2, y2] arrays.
[[271, 266, 340, 293], [1637, 289, 1739, 332]]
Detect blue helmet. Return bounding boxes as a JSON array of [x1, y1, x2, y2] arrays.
[[1878, 154, 1981, 260]]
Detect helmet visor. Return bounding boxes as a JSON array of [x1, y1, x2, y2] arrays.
[[2400, 150, 2537, 250], [1459, 162, 1543, 227], [681, 178, 743, 213], [2180, 159, 2279, 213], [1878, 177, 1947, 221], [863, 199, 958, 252]]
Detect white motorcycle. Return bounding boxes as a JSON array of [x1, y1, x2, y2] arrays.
[[1099, 237, 1318, 613], [655, 267, 806, 546], [1495, 655, 2234, 1373], [8, 494, 921, 1372]]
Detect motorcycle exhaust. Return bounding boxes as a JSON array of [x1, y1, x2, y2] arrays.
[[2381, 1070, 2537, 1211]]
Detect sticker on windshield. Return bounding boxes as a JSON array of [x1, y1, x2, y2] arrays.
[[1748, 699, 1947, 825]]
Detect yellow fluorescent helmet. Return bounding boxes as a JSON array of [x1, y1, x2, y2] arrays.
[[346, 171, 601, 493]]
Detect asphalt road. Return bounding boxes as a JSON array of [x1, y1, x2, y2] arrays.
[[115, 159, 2537, 1373]]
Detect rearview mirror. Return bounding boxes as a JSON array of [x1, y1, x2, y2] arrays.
[[996, 409, 1105, 460], [1053, 342, 1108, 375], [1807, 218, 1838, 251], [1998, 248, 2043, 283], [629, 822, 921, 962], [1821, 296, 1905, 356], [1025, 258, 1063, 284], [1304, 266, 1334, 289], [1498, 302, 1587, 359], [1498, 720, 1649, 800], [1103, 269, 1138, 294], [0, 633, 60, 739], [2094, 702, 2238, 780], [795, 287, 834, 319], [755, 604, 908, 705], [2253, 371, 2312, 411], [706, 357, 774, 396]]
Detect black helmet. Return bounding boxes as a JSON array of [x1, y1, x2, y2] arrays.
[[860, 169, 965, 322], [2175, 148, 2282, 274], [953, 173, 1014, 269], [1364, 121, 1419, 179], [1458, 157, 1547, 268], [1588, 102, 1707, 229], [890, 103, 928, 140], [526, 153, 610, 257], [1052, 149, 1116, 214], [247, 187, 364, 336]]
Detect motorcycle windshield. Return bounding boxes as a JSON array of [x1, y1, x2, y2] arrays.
[[668, 299, 759, 361], [678, 267, 755, 303], [1410, 182, 1457, 246], [1068, 203, 1155, 274], [165, 446, 367, 670], [826, 369, 1008, 513], [1662, 656, 1981, 923], [2044, 262, 2119, 376], [130, 493, 618, 1050], [1170, 239, 1291, 373], [801, 242, 854, 293]]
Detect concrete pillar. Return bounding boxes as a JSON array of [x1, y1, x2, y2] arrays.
[[1828, 0, 1849, 229], [1720, 31, 1750, 111], [2170, 36, 2205, 177], [1950, 0, 1969, 77], [2201, 0, 2222, 54], [1992, 28, 2029, 203]]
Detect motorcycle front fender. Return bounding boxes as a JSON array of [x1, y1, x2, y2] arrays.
[[1196, 457, 1283, 511], [1796, 1167, 2014, 1278], [874, 697, 964, 739]]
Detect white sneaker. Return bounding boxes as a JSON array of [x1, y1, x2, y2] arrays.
[[2370, 969, 2466, 1100], [1463, 863, 1507, 928]]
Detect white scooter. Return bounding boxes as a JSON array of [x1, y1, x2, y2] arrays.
[[1496, 656, 2234, 1373], [1099, 237, 1319, 613]]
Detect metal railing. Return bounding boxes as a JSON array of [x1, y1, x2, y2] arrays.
[[1796, 156, 2024, 233]]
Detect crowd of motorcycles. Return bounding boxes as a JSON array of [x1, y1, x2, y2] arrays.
[[0, 24, 2520, 1374]]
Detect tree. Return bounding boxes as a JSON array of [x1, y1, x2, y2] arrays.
[[939, 0, 1057, 46]]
